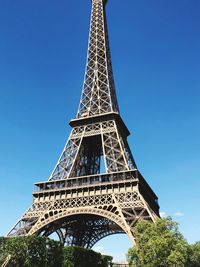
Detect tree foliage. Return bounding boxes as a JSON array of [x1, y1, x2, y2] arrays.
[[63, 246, 112, 267], [0, 237, 6, 264], [127, 217, 200, 267], [0, 236, 112, 267], [0, 236, 63, 267], [188, 242, 200, 267]]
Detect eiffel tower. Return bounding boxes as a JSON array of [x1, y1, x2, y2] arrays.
[[7, 0, 160, 247]]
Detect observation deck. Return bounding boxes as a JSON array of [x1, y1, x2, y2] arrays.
[[33, 170, 159, 216]]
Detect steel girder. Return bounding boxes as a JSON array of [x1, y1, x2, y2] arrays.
[[77, 0, 119, 118], [7, 188, 159, 247], [7, 0, 160, 248], [49, 120, 136, 181]]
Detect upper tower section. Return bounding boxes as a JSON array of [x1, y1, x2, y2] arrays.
[[77, 0, 119, 119]]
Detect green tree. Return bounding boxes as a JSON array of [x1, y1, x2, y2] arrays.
[[5, 236, 28, 267], [100, 254, 113, 267], [0, 236, 113, 266], [25, 236, 47, 266], [127, 217, 189, 267], [188, 242, 200, 267], [63, 246, 112, 267], [46, 238, 64, 267], [0, 237, 7, 265], [2, 236, 63, 267]]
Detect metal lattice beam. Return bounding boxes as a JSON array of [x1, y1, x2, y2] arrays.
[[7, 0, 160, 248], [77, 0, 119, 118]]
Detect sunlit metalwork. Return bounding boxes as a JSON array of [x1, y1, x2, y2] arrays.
[[7, 0, 159, 248]]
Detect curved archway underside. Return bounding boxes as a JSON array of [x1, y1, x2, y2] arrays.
[[8, 190, 159, 247], [6, 0, 160, 249], [39, 213, 125, 249]]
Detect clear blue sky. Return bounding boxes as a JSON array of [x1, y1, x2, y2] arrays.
[[0, 0, 200, 262]]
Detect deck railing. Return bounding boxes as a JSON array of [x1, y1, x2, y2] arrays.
[[34, 170, 138, 193]]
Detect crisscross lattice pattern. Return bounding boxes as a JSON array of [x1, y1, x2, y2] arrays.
[[77, 0, 119, 118], [48, 120, 136, 181], [8, 188, 158, 247], [7, 0, 160, 249]]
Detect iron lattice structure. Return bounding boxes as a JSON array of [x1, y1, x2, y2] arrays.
[[7, 0, 160, 247]]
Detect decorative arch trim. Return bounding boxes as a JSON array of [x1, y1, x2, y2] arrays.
[[28, 207, 132, 241]]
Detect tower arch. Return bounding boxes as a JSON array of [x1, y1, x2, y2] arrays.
[[7, 0, 160, 246], [31, 208, 130, 248]]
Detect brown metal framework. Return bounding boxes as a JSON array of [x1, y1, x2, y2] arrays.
[[7, 0, 160, 248]]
